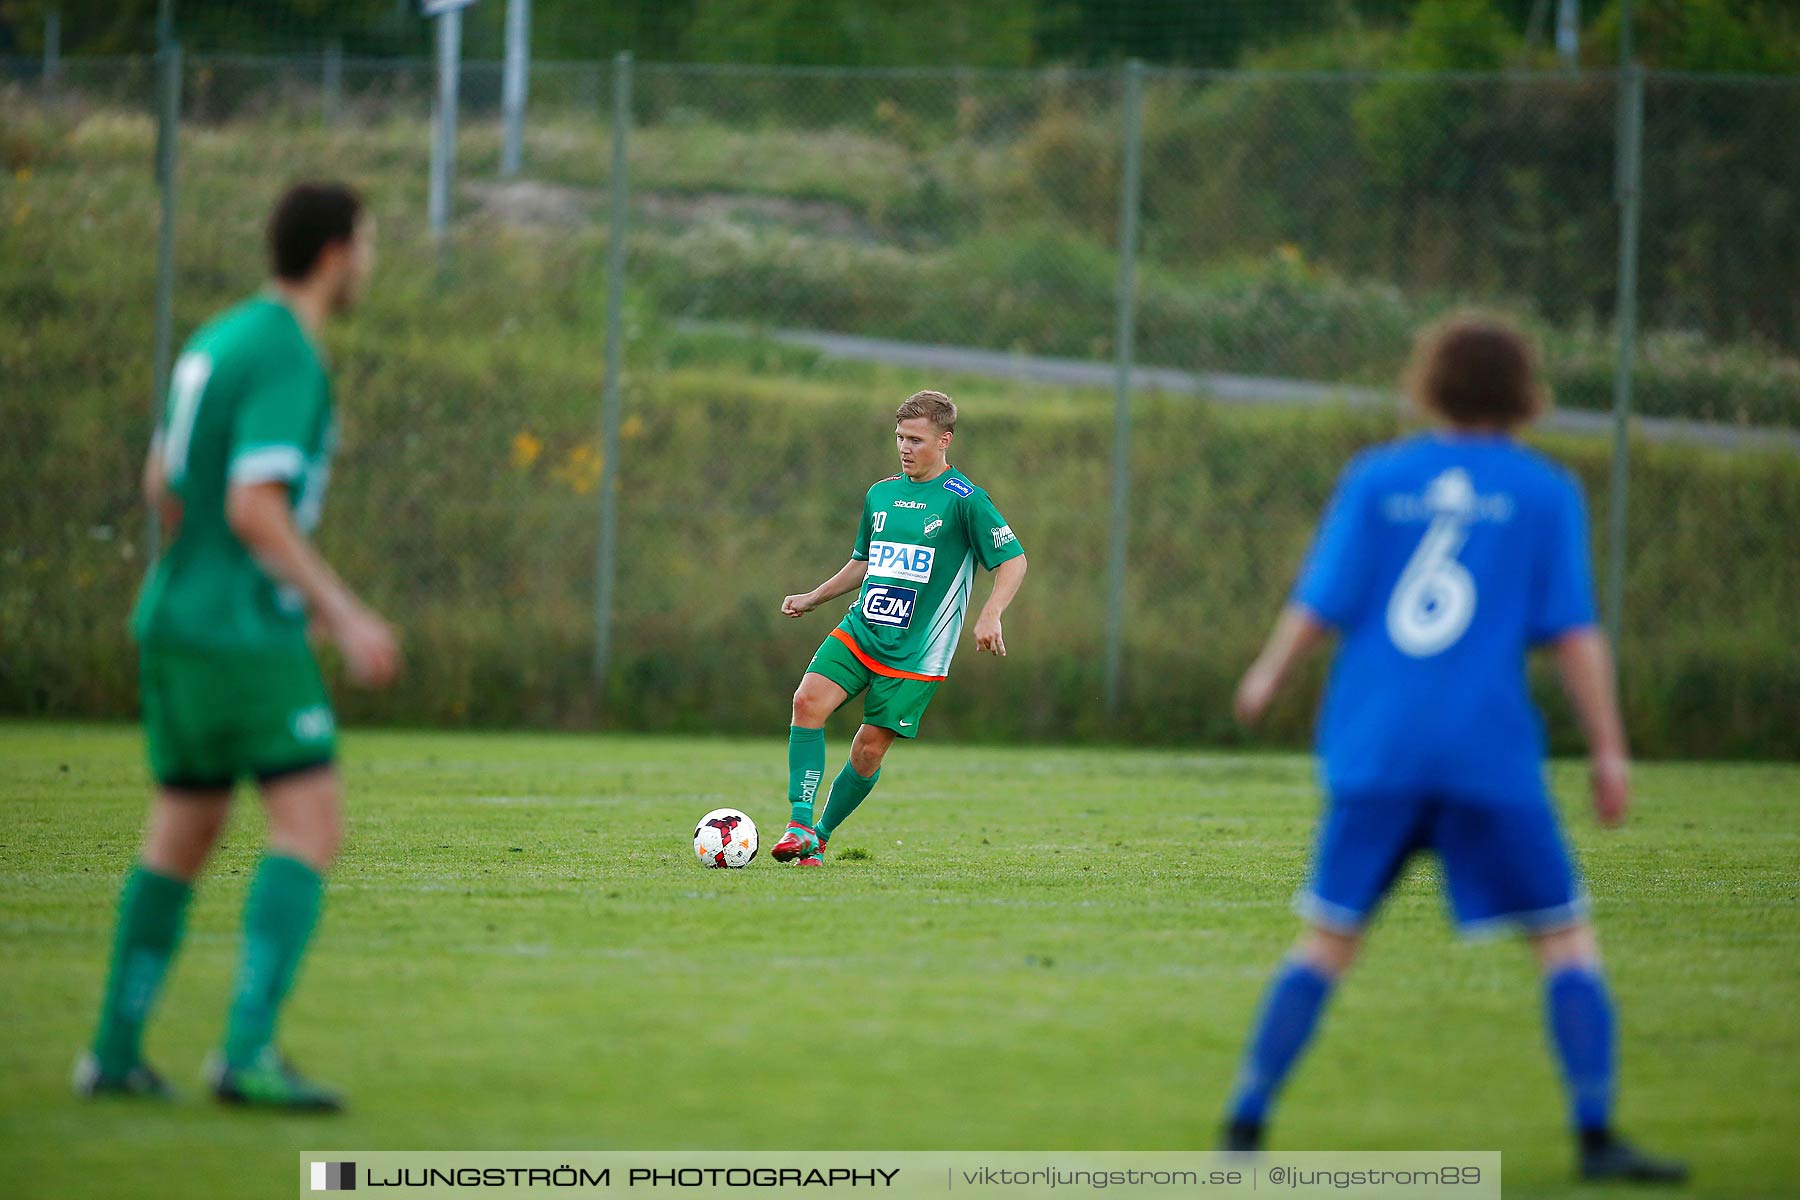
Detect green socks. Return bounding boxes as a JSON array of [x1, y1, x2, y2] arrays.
[[91, 864, 193, 1075], [817, 761, 880, 841], [91, 855, 327, 1075], [223, 854, 324, 1069], [788, 725, 826, 825]]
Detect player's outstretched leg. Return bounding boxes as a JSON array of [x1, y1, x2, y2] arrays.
[[812, 763, 880, 862], [1535, 926, 1688, 1184], [807, 725, 895, 865], [1218, 929, 1354, 1151], [211, 767, 343, 1112], [79, 789, 228, 1100]]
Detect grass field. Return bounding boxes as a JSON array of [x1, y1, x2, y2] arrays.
[[2, 722, 1796, 1199]]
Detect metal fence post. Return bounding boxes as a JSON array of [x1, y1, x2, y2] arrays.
[[43, 7, 61, 89], [593, 51, 633, 691], [1102, 59, 1146, 719], [1604, 49, 1644, 649], [500, 0, 531, 176], [322, 39, 343, 127], [1557, 0, 1580, 67], [148, 37, 182, 561], [428, 6, 462, 242]]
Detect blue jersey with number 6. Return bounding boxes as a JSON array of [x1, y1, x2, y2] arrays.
[[1292, 432, 1597, 805]]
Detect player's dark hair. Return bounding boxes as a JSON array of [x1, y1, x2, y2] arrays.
[[268, 182, 364, 282], [896, 390, 957, 433], [1405, 314, 1546, 430]]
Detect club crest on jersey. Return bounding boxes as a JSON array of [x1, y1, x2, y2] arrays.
[[923, 516, 943, 539], [862, 584, 917, 629], [867, 541, 935, 583], [942, 477, 973, 497]]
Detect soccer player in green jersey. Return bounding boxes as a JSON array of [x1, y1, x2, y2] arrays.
[[75, 183, 397, 1112], [772, 390, 1027, 865]]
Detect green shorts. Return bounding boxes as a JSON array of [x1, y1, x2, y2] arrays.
[[139, 641, 337, 790], [805, 629, 941, 739]]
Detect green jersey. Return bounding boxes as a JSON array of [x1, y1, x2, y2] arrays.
[[836, 467, 1023, 679], [132, 295, 335, 652]]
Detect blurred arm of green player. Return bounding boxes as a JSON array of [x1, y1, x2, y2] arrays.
[[782, 558, 870, 618], [972, 554, 1027, 656], [142, 435, 184, 543], [209, 475, 400, 689]]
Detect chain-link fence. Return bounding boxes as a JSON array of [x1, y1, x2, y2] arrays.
[[3, 51, 1796, 756]]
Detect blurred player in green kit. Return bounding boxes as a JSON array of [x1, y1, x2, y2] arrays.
[[76, 183, 398, 1112], [773, 391, 1028, 865]]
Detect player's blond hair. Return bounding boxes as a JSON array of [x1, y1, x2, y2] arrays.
[[895, 390, 957, 433]]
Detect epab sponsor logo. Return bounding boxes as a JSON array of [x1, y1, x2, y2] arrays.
[[862, 585, 918, 629], [867, 541, 935, 582]]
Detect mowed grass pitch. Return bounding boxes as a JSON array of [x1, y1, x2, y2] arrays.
[[2, 723, 1795, 1199]]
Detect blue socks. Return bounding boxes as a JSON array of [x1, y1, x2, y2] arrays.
[[1546, 964, 1616, 1134], [1226, 959, 1335, 1126], [1224, 957, 1617, 1137]]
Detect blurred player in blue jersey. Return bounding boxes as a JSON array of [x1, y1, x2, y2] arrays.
[[1219, 316, 1686, 1184]]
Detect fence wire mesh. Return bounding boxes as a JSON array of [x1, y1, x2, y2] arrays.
[[2, 54, 1795, 755]]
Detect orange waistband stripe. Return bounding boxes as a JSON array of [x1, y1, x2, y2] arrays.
[[830, 627, 947, 682]]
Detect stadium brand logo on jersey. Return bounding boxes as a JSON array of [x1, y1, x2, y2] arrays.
[[892, 499, 928, 509], [991, 524, 1016, 550], [1382, 468, 1513, 524], [867, 541, 935, 583], [923, 516, 943, 539], [943, 477, 974, 497], [862, 585, 917, 628]]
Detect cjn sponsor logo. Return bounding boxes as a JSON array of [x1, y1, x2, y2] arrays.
[[862, 585, 917, 629]]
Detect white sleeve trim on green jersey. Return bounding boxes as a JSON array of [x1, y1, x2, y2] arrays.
[[229, 444, 307, 484]]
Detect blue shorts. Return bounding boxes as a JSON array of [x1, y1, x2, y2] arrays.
[[1297, 790, 1587, 938]]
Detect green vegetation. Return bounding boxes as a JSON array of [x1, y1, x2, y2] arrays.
[[4, 93, 1797, 755], [3, 725, 1797, 1198], [9, 0, 1798, 73]]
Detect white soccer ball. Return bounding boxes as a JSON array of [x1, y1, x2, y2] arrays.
[[693, 808, 758, 869]]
